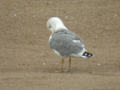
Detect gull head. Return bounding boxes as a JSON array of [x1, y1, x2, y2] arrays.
[[46, 17, 68, 33]]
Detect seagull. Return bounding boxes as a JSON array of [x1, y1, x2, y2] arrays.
[[46, 17, 93, 72]]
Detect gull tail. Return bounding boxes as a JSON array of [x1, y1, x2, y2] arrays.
[[82, 52, 93, 58]]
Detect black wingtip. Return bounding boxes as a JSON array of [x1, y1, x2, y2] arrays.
[[83, 52, 93, 58]]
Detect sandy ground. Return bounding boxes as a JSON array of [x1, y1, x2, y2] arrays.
[[0, 0, 120, 90]]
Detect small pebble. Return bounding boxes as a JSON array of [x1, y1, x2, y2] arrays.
[[65, 16, 68, 19], [113, 14, 118, 17], [97, 63, 101, 66], [14, 14, 16, 16], [43, 63, 46, 65]]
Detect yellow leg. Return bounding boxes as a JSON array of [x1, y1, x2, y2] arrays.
[[61, 58, 64, 72], [68, 56, 72, 71]]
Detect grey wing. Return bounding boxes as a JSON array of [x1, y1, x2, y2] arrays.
[[50, 32, 85, 56], [67, 31, 85, 45]]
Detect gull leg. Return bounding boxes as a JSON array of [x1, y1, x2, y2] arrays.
[[68, 56, 72, 71], [61, 57, 64, 72]]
